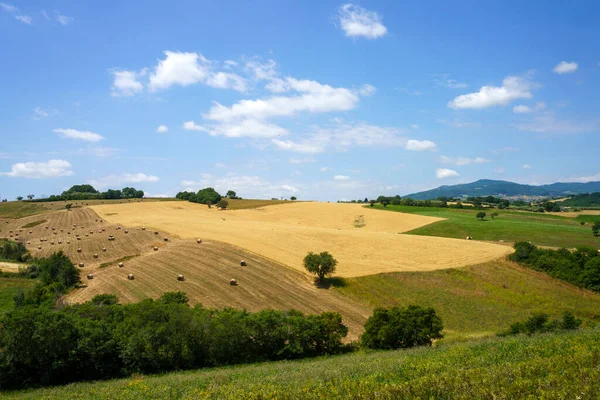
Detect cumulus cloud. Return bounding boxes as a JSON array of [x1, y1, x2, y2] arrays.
[[513, 102, 546, 114], [184, 119, 287, 138], [0, 159, 73, 179], [289, 158, 316, 164], [181, 174, 299, 199], [523, 164, 532, 169], [439, 155, 490, 166], [55, 11, 72, 25], [111, 69, 146, 97], [281, 184, 298, 193], [404, 139, 437, 151], [448, 75, 535, 109], [358, 84, 376, 96], [436, 168, 459, 179], [337, 4, 387, 39], [334, 175, 350, 181], [206, 71, 248, 92], [53, 128, 104, 142], [320, 166, 332, 172], [0, 2, 18, 12], [553, 61, 578, 74], [156, 125, 168, 133], [571, 172, 600, 182], [89, 173, 159, 189], [272, 139, 324, 154]]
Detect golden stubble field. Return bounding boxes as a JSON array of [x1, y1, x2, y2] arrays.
[[90, 201, 513, 277]]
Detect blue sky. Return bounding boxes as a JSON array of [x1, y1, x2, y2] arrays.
[[1, 1, 599, 201]]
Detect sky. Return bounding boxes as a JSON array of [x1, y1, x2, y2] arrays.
[[1, 1, 599, 201]]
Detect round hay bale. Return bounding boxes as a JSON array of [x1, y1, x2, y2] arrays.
[[240, 260, 246, 266], [75, 234, 79, 237], [103, 247, 107, 252], [124, 230, 129, 234], [142, 227, 146, 230], [29, 231, 32, 234], [163, 237, 168, 242], [177, 274, 185, 281], [127, 274, 134, 280], [78, 263, 84, 268], [118, 262, 124, 268], [153, 246, 158, 251], [45, 226, 48, 229], [50, 241, 54, 245], [67, 240, 71, 244], [37, 246, 42, 250], [77, 248, 82, 253], [27, 242, 31, 245], [58, 240, 62, 244], [87, 274, 94, 280], [77, 237, 81, 241], [197, 239, 202, 244], [466, 236, 472, 240], [85, 234, 88, 237], [154, 231, 159, 235], [230, 279, 238, 286], [90, 231, 94, 234], [93, 254, 98, 258], [51, 227, 55, 231]]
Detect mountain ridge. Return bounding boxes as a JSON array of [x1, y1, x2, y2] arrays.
[[404, 179, 600, 200]]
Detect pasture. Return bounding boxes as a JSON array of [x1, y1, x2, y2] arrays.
[[0, 278, 37, 316], [372, 204, 600, 248], [90, 201, 511, 277]]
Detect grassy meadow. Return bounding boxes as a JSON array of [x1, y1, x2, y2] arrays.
[[334, 259, 600, 340], [371, 204, 599, 248], [6, 329, 599, 399]]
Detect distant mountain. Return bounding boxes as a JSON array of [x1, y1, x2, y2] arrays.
[[404, 179, 600, 200]]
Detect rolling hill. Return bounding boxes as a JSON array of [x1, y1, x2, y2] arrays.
[[404, 179, 600, 200]]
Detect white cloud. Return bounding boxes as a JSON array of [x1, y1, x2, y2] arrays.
[[522, 164, 532, 169], [281, 184, 298, 193], [516, 114, 598, 134], [492, 146, 520, 154], [41, 10, 49, 19], [224, 60, 238, 67], [0, 2, 17, 12], [410, 124, 419, 129], [436, 168, 459, 179], [0, 159, 73, 179], [337, 4, 387, 39], [53, 128, 104, 142], [358, 84, 376, 96], [553, 61, 578, 74], [448, 75, 535, 109], [89, 173, 159, 189], [15, 15, 32, 24], [334, 175, 350, 181], [34, 107, 50, 117], [156, 125, 168, 133], [149, 51, 210, 91], [320, 166, 332, 172], [436, 78, 468, 89], [513, 102, 546, 114], [206, 71, 248, 92], [289, 157, 316, 164], [405, 139, 437, 151], [437, 118, 480, 128], [111, 69, 146, 97], [245, 58, 278, 80], [571, 172, 600, 182], [439, 155, 490, 165], [56, 12, 73, 25], [494, 167, 505, 174], [185, 119, 287, 138], [88, 147, 120, 157], [205, 77, 360, 122], [273, 139, 324, 154]]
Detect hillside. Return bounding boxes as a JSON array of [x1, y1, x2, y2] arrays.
[[6, 329, 599, 399], [405, 179, 600, 200], [559, 192, 600, 208]]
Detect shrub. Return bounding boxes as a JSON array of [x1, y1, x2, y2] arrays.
[[361, 305, 443, 350], [476, 211, 486, 220], [499, 311, 581, 336], [217, 199, 229, 209]]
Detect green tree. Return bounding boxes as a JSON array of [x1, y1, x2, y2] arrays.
[[476, 211, 486, 220], [217, 199, 229, 209], [65, 203, 72, 210], [37, 251, 81, 289], [90, 294, 119, 306], [490, 212, 499, 219], [27, 194, 34, 200], [159, 291, 189, 305], [592, 221, 600, 237], [16, 196, 23, 201], [303, 251, 338, 282], [361, 305, 443, 350], [226, 190, 237, 199], [290, 196, 297, 201], [195, 187, 222, 205]]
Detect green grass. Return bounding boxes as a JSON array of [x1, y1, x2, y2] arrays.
[[99, 254, 140, 268], [0, 278, 37, 317], [371, 204, 599, 248], [576, 214, 600, 224], [6, 329, 600, 399], [0, 202, 51, 218], [225, 199, 299, 210], [21, 219, 47, 228]]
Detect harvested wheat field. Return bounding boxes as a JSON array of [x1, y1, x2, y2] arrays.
[[91, 201, 512, 277], [68, 239, 371, 339]]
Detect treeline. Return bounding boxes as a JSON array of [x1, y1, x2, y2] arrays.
[[561, 192, 600, 208], [0, 239, 30, 263], [510, 242, 600, 292], [31, 185, 144, 202], [176, 187, 222, 205], [0, 293, 350, 389]]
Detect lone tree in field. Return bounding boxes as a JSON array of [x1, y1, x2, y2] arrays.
[[16, 196, 23, 201], [27, 194, 34, 200], [65, 203, 72, 210], [593, 221, 600, 237], [491, 212, 499, 219], [217, 199, 229, 209], [290, 196, 297, 201], [226, 190, 237, 199], [476, 211, 486, 220], [304, 251, 338, 282]]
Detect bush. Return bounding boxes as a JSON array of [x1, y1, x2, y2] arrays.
[[476, 212, 486, 220], [361, 305, 443, 350], [499, 312, 581, 336], [0, 239, 30, 262], [217, 199, 229, 209]]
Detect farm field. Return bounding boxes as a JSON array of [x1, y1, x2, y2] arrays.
[[7, 329, 600, 399], [371, 204, 600, 248], [90, 201, 512, 277], [334, 258, 600, 339]]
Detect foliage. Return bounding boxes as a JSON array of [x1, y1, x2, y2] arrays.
[[16, 196, 23, 201], [290, 196, 297, 201], [561, 192, 600, 207], [498, 311, 582, 336], [217, 199, 229, 209], [65, 203, 72, 210], [29, 184, 144, 202], [176, 188, 222, 205], [21, 219, 46, 228], [361, 305, 443, 349], [226, 190, 240, 199], [0, 293, 349, 389], [303, 251, 338, 282], [0, 239, 30, 263], [593, 221, 600, 237], [476, 211, 486, 220], [36, 251, 80, 290], [509, 242, 600, 292]]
